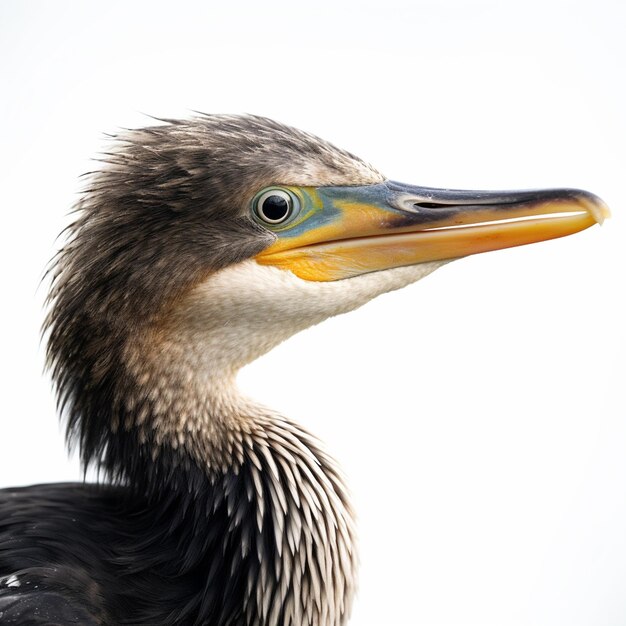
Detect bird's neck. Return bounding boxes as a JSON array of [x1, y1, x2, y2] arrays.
[[115, 324, 358, 625]]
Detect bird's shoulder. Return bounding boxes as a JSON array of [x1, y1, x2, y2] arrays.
[[0, 483, 131, 625]]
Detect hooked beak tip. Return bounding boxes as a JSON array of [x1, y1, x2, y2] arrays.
[[581, 192, 611, 225]]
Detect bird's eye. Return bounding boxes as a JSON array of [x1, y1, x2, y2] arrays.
[[253, 188, 300, 227]]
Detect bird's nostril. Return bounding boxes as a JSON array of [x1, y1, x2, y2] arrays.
[[413, 202, 449, 209]]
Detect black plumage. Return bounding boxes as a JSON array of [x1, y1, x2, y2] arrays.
[[1, 456, 273, 624]]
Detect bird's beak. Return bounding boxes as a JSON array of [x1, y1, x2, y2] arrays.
[[255, 181, 609, 281]]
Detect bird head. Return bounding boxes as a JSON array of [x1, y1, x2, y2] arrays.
[[45, 114, 608, 476]]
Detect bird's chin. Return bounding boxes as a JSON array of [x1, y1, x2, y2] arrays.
[[243, 259, 448, 323], [169, 260, 446, 374]]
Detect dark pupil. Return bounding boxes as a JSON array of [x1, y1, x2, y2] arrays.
[[262, 195, 290, 221]]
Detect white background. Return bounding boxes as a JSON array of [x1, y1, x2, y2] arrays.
[[1, 1, 625, 625]]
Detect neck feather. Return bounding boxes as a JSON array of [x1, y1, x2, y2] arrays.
[[114, 318, 360, 625], [118, 387, 358, 625]]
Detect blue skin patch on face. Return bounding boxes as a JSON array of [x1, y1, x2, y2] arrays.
[[275, 183, 396, 239]]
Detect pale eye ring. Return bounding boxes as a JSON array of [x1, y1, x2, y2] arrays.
[[253, 188, 299, 226]]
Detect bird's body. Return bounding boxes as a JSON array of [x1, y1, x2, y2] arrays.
[[0, 421, 352, 626], [0, 115, 607, 625]]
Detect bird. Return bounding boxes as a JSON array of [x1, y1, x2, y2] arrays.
[[0, 114, 608, 625]]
